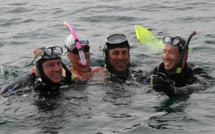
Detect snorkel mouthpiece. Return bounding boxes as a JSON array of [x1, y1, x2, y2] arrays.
[[63, 21, 87, 66]]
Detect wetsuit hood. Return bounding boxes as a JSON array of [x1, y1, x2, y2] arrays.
[[103, 33, 130, 74]]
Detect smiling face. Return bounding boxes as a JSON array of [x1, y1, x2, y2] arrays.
[[109, 47, 129, 73], [163, 45, 180, 74], [42, 59, 62, 83]]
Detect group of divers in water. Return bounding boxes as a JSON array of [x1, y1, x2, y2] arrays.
[[0, 31, 211, 99]]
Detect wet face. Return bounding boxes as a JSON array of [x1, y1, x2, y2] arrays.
[[67, 45, 90, 67], [42, 59, 62, 83], [163, 45, 180, 74], [109, 47, 129, 73]]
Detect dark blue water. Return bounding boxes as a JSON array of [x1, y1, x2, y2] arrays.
[[0, 0, 215, 133]]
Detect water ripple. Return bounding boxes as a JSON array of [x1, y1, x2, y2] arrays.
[[1, 0, 215, 133]]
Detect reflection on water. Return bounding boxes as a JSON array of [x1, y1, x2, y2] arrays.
[[103, 82, 135, 105], [148, 97, 192, 130]]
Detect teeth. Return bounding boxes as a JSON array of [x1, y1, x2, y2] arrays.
[[117, 62, 125, 65], [165, 61, 171, 65], [53, 72, 60, 77]]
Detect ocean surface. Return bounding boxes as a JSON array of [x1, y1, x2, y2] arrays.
[[0, 0, 215, 134]]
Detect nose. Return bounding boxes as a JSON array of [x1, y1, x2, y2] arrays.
[[163, 52, 170, 59], [118, 53, 123, 59], [53, 64, 62, 71]]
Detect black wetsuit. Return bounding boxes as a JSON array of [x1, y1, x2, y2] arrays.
[[146, 62, 210, 97], [0, 74, 70, 98]]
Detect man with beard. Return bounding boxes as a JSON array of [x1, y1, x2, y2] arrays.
[[103, 33, 136, 83]]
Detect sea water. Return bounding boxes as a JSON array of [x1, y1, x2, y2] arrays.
[[0, 0, 215, 133]]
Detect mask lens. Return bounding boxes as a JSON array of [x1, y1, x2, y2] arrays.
[[107, 34, 127, 44], [163, 36, 172, 45], [79, 40, 89, 46], [65, 34, 89, 53], [67, 40, 89, 50], [71, 45, 90, 55], [163, 36, 180, 46], [83, 45, 90, 52], [43, 46, 63, 59], [172, 38, 180, 46], [44, 48, 52, 56], [54, 46, 63, 55], [71, 48, 79, 55]]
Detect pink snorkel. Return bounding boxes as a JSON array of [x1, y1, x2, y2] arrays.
[[63, 21, 87, 66]]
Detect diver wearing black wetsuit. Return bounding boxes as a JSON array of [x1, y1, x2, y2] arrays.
[[103, 34, 131, 83], [147, 35, 210, 98], [0, 46, 73, 98], [102, 33, 149, 83], [147, 62, 210, 97]]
